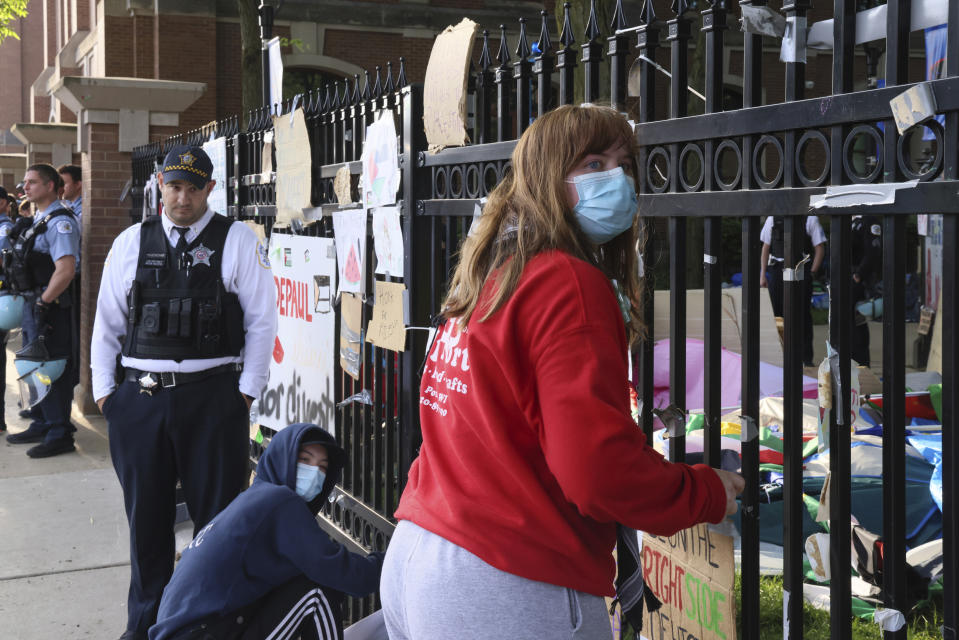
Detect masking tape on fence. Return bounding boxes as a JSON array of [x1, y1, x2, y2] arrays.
[[874, 609, 906, 632], [782, 590, 790, 640], [739, 415, 760, 443], [809, 179, 918, 209], [704, 253, 718, 265]]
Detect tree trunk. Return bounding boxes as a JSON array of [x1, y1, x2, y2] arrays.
[[238, 0, 261, 126]]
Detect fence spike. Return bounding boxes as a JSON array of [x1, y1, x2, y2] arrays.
[[611, 0, 629, 31], [339, 80, 350, 107], [397, 57, 408, 87], [538, 10, 553, 55], [479, 29, 493, 70], [331, 82, 341, 109], [585, 0, 601, 41], [385, 61, 395, 93], [351, 74, 361, 104], [640, 0, 657, 26], [560, 2, 576, 47], [320, 84, 331, 112], [373, 66, 383, 98], [515, 17, 531, 59], [362, 70, 372, 101], [670, 0, 691, 17], [497, 24, 511, 66]]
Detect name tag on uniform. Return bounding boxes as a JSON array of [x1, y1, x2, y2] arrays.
[[142, 252, 167, 268]]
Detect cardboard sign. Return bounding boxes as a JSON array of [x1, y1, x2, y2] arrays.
[[334, 166, 353, 205], [256, 234, 337, 433], [423, 18, 479, 150], [201, 136, 228, 215], [641, 524, 736, 640], [340, 292, 363, 380], [366, 281, 407, 352], [273, 108, 312, 226]]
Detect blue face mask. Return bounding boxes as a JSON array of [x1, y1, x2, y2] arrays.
[[295, 463, 327, 501], [566, 167, 639, 245]]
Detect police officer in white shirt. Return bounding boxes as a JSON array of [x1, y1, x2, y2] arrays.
[[91, 145, 276, 640], [759, 215, 827, 367]]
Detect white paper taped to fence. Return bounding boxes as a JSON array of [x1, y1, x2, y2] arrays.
[[273, 108, 312, 227], [779, 16, 807, 64], [201, 136, 228, 215], [809, 180, 918, 209], [332, 209, 368, 295], [256, 234, 337, 433], [372, 206, 404, 277], [361, 114, 400, 207], [267, 37, 283, 113], [423, 18, 479, 150]]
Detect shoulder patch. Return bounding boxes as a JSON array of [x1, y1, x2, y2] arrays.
[[256, 239, 271, 269], [0, 225, 9, 237], [56, 219, 74, 235], [870, 224, 881, 236]]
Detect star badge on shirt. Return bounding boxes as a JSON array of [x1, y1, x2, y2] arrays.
[[188, 244, 215, 267]]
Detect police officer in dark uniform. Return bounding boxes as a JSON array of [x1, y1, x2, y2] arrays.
[[850, 214, 883, 367], [760, 215, 827, 366], [3, 164, 81, 457], [91, 146, 276, 640]]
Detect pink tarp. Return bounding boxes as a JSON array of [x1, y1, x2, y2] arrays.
[[651, 338, 818, 413]]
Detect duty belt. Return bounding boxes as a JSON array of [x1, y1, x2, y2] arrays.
[[124, 363, 242, 391]]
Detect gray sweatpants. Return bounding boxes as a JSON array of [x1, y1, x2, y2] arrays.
[[380, 520, 613, 640]]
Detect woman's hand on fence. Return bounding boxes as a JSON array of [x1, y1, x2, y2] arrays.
[[714, 469, 746, 516]]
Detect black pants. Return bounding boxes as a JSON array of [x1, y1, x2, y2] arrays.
[[24, 301, 78, 442], [106, 370, 250, 633], [170, 576, 344, 640], [765, 261, 814, 365]]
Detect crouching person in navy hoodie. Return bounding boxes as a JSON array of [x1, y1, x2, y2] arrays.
[[149, 423, 384, 640]]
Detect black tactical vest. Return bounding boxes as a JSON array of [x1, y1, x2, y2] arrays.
[[3, 208, 75, 295], [121, 214, 245, 361], [770, 216, 815, 260]]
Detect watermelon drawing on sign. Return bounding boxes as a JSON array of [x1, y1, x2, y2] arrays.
[[273, 336, 284, 363], [345, 243, 361, 284]]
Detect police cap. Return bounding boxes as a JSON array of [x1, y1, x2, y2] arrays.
[[161, 145, 213, 190]]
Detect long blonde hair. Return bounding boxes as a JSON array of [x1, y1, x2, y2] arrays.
[[443, 104, 646, 344]]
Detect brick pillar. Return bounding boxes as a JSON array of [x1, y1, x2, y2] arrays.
[[75, 121, 131, 413]]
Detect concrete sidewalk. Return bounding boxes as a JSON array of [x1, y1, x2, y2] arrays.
[[0, 335, 129, 638]]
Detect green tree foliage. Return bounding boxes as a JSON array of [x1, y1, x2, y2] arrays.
[[0, 0, 28, 44]]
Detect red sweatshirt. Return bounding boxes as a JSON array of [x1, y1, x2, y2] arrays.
[[395, 250, 726, 597]]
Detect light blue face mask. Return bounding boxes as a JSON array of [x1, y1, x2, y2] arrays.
[[566, 167, 639, 245], [295, 463, 327, 501]]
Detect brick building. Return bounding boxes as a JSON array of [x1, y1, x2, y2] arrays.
[[1, 0, 546, 411]]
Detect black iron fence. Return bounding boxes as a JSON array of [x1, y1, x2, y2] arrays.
[[131, 0, 959, 635]]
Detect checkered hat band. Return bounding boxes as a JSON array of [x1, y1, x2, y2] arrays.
[[164, 164, 209, 178]]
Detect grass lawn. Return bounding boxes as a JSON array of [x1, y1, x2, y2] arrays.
[[745, 575, 943, 640], [622, 575, 944, 639]]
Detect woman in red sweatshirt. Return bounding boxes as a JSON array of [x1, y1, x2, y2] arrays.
[[380, 104, 744, 639]]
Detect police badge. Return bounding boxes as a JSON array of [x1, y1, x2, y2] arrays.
[[188, 244, 215, 267]]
